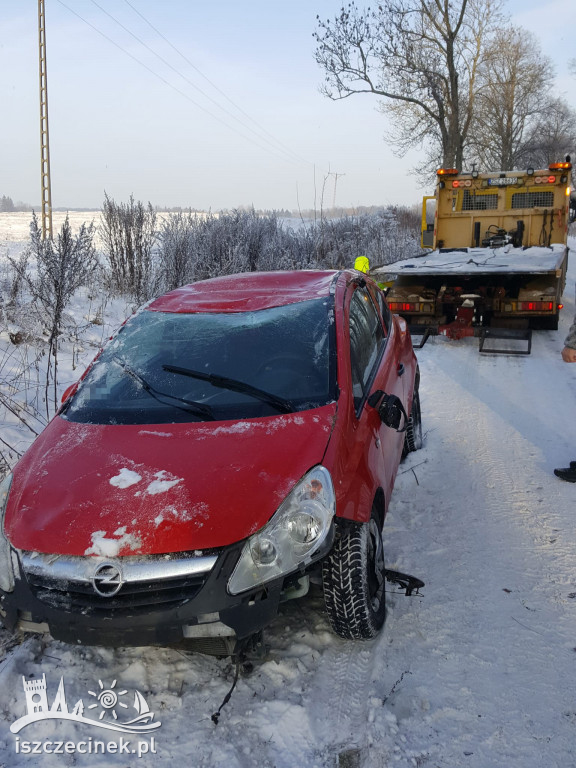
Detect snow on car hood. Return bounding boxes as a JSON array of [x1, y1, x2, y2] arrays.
[[5, 405, 337, 556]]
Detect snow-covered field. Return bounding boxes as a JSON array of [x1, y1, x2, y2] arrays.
[[0, 211, 103, 243], [1, 217, 575, 767]]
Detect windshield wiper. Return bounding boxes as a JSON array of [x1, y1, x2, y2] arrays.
[[111, 357, 215, 420], [162, 365, 295, 414]]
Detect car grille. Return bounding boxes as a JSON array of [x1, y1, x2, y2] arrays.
[[27, 573, 207, 615], [20, 550, 218, 616]]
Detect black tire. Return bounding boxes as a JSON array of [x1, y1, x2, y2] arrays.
[[403, 388, 423, 457], [322, 508, 386, 639]]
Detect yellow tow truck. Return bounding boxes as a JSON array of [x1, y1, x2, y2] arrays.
[[374, 160, 574, 353]]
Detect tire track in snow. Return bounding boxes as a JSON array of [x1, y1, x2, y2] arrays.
[[308, 639, 377, 763], [428, 341, 576, 614], [372, 341, 576, 766]]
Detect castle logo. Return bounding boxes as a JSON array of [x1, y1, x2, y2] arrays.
[[11, 674, 162, 735]]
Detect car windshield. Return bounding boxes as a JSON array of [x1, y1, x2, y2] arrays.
[[63, 297, 337, 424]]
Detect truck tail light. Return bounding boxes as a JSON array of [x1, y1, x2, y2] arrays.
[[517, 301, 554, 311], [389, 302, 417, 312]]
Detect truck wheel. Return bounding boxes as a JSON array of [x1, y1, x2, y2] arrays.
[[322, 508, 386, 639], [403, 388, 423, 456]]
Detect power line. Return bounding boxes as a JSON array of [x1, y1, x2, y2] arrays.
[[89, 0, 302, 165], [120, 0, 312, 167], [54, 0, 304, 166]]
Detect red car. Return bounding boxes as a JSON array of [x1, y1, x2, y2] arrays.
[[0, 270, 421, 655]]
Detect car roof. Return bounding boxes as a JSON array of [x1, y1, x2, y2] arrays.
[[147, 270, 342, 313]]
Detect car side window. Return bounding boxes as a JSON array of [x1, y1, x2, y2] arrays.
[[374, 288, 392, 333], [349, 287, 386, 411]]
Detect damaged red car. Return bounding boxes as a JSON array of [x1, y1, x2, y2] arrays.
[[0, 269, 421, 656]]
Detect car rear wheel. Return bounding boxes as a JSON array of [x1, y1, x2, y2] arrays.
[[322, 507, 386, 639], [403, 388, 423, 456]]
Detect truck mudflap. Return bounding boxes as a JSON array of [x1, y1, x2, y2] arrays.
[[408, 323, 533, 354]]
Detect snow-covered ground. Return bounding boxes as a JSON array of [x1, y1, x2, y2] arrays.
[[0, 211, 103, 243], [0, 220, 575, 767]]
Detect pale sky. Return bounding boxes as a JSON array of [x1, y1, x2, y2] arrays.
[[1, 0, 574, 212]]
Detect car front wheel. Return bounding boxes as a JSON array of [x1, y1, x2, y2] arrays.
[[322, 508, 386, 640]]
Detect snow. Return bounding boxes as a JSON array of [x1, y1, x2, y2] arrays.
[[84, 529, 142, 558], [0, 211, 103, 244], [109, 468, 143, 489], [108, 468, 184, 496], [382, 242, 567, 275], [145, 472, 183, 496], [108, 466, 184, 498], [1, 218, 576, 766]]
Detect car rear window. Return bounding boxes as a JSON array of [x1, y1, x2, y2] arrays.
[[63, 297, 337, 424]]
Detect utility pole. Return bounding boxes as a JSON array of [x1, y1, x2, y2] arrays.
[[38, 0, 53, 240]]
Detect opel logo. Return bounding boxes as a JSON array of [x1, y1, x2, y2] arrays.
[[92, 562, 123, 597]]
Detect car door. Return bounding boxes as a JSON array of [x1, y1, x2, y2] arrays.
[[348, 283, 406, 501]]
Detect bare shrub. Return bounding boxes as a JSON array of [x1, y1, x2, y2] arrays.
[[0, 336, 47, 477], [100, 193, 158, 301], [158, 211, 197, 291], [6, 250, 30, 313], [309, 207, 421, 269], [11, 213, 98, 417], [155, 206, 420, 290], [157, 209, 309, 289]]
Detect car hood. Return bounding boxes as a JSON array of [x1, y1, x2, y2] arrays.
[[5, 405, 337, 556]]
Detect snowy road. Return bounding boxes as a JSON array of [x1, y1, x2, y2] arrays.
[[1, 239, 576, 767]]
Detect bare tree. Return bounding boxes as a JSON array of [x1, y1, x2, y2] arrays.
[[515, 97, 576, 169], [21, 213, 98, 417], [314, 0, 502, 173], [0, 196, 15, 213], [469, 28, 563, 170]]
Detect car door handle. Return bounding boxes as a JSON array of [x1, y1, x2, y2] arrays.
[[397, 363, 405, 376]]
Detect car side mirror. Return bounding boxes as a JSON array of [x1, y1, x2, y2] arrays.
[[368, 390, 408, 432]]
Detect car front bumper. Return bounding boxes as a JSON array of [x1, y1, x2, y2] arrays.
[[0, 537, 332, 648]]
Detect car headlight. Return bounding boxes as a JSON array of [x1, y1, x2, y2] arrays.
[[228, 466, 335, 595], [0, 473, 15, 593]]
